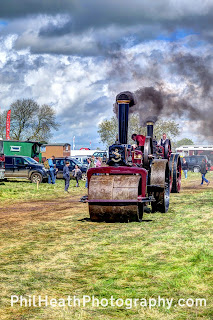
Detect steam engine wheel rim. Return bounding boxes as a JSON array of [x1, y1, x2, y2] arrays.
[[172, 154, 181, 193], [150, 159, 170, 213]]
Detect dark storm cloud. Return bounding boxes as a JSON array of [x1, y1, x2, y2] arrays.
[[0, 0, 73, 18], [1, 0, 213, 144], [1, 0, 213, 31], [39, 18, 73, 37], [58, 96, 111, 125], [15, 33, 101, 56], [1, 1, 213, 51]]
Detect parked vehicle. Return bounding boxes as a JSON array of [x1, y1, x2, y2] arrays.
[[176, 145, 213, 171], [0, 139, 5, 180], [4, 155, 48, 183], [181, 155, 211, 172], [93, 151, 108, 163], [93, 151, 108, 159], [71, 156, 89, 167], [53, 157, 87, 181]]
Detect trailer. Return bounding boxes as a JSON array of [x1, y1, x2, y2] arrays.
[[3, 140, 42, 162]]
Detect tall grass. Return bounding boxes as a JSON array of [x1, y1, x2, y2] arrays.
[[0, 172, 212, 319]]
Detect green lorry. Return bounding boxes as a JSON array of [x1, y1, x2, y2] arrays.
[[3, 140, 42, 162]]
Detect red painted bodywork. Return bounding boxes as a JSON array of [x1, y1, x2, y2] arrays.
[[87, 166, 147, 198], [132, 150, 143, 165], [0, 154, 5, 169]]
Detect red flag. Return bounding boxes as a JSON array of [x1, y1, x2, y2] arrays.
[[6, 110, 11, 140]]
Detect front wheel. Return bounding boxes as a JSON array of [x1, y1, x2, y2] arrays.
[[81, 173, 87, 181], [193, 166, 200, 173], [31, 172, 42, 183]]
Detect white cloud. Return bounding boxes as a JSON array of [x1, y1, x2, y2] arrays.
[[0, 2, 212, 147]]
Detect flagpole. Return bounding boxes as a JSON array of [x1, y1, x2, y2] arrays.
[[73, 136, 75, 150]]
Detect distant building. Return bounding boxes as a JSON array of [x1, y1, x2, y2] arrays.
[[41, 143, 71, 159]]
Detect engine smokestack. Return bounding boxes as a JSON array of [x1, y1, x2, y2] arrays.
[[146, 121, 154, 139], [116, 91, 136, 144]]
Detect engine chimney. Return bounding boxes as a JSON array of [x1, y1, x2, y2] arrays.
[[116, 91, 135, 144], [146, 121, 154, 139]]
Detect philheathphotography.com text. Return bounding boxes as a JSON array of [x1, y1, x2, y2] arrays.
[[11, 295, 207, 310]]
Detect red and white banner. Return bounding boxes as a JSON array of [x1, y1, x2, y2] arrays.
[[6, 110, 11, 140]]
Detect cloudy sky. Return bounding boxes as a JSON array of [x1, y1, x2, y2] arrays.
[[0, 0, 213, 149]]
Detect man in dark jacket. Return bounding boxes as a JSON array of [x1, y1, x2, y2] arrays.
[[63, 161, 70, 192], [200, 159, 210, 186], [48, 155, 56, 184], [159, 133, 169, 148], [182, 158, 188, 179]]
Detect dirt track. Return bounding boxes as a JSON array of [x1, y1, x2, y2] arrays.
[[0, 197, 86, 228], [0, 178, 211, 229]]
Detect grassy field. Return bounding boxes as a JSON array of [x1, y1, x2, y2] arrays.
[[0, 172, 212, 320]]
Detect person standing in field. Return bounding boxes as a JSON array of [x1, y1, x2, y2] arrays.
[[95, 157, 102, 176], [91, 155, 95, 167], [85, 157, 95, 188], [182, 158, 188, 179], [72, 164, 82, 187], [200, 158, 210, 186], [63, 161, 70, 192], [95, 157, 102, 168], [48, 155, 56, 184]]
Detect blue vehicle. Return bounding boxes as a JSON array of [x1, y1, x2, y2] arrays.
[[53, 157, 87, 181]]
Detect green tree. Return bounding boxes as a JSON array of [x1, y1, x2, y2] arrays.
[[98, 116, 118, 147], [98, 114, 180, 148], [174, 138, 194, 149], [153, 120, 180, 141]]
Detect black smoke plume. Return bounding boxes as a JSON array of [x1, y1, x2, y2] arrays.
[[111, 50, 213, 141]]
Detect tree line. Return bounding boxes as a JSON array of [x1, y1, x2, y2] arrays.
[[98, 114, 194, 150], [0, 98, 194, 148], [0, 99, 59, 142]]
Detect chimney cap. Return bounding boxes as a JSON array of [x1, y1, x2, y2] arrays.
[[116, 91, 136, 107]]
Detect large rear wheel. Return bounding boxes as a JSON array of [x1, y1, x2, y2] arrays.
[[170, 154, 181, 193], [143, 137, 153, 169], [150, 159, 170, 213]]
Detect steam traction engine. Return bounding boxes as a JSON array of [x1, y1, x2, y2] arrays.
[[87, 92, 181, 222]]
